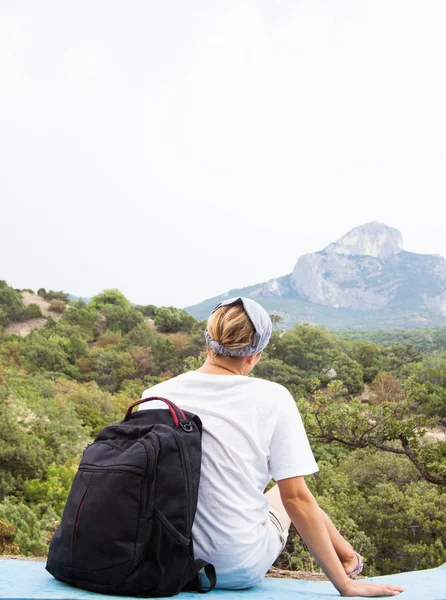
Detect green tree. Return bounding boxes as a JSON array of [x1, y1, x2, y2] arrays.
[[155, 339, 181, 373], [135, 305, 158, 318], [177, 321, 207, 360], [102, 305, 144, 334], [330, 353, 364, 395], [62, 301, 97, 335], [89, 289, 130, 310], [0, 517, 19, 553], [270, 313, 285, 331], [21, 333, 80, 378], [76, 346, 143, 393], [409, 352, 446, 420], [270, 324, 339, 373], [49, 299, 66, 313], [154, 307, 196, 333], [182, 356, 205, 372], [25, 304, 43, 319], [53, 378, 121, 436], [1, 372, 87, 478], [343, 339, 388, 383], [95, 330, 122, 348], [253, 358, 307, 398], [353, 480, 446, 573], [301, 379, 446, 486], [268, 324, 364, 394], [130, 346, 157, 378], [0, 399, 50, 500], [125, 322, 159, 348], [386, 343, 423, 378], [0, 497, 47, 556], [0, 280, 27, 323], [76, 347, 120, 392], [23, 462, 77, 515], [37, 289, 69, 302]]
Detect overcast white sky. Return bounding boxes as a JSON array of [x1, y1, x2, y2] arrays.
[[1, 1, 445, 307]]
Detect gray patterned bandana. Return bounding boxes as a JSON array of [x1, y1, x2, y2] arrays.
[[204, 297, 272, 357]]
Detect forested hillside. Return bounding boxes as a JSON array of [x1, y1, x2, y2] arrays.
[[0, 280, 445, 575], [335, 328, 446, 355]]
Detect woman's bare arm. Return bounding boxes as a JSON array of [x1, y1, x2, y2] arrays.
[[277, 476, 405, 597]]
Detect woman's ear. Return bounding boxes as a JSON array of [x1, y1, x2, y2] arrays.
[[244, 352, 262, 372], [245, 355, 257, 366]]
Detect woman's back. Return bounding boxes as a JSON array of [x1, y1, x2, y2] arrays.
[[140, 370, 318, 588]]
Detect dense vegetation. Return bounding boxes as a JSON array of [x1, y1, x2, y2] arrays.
[[335, 328, 446, 356], [0, 280, 444, 575]]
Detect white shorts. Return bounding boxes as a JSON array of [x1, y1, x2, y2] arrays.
[[268, 507, 289, 557], [200, 509, 290, 590]]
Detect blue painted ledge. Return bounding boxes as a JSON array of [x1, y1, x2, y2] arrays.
[[0, 561, 445, 600]]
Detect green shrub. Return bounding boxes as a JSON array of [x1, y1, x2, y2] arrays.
[[23, 462, 77, 515], [96, 330, 122, 347], [102, 305, 144, 334], [154, 307, 196, 333], [0, 280, 27, 322], [125, 322, 161, 348], [0, 308, 8, 327], [135, 305, 158, 318], [62, 301, 97, 334], [77, 347, 123, 392], [0, 497, 47, 556], [409, 352, 446, 419], [22, 333, 80, 378], [0, 397, 51, 500], [38, 289, 69, 302], [54, 378, 124, 434], [49, 299, 66, 313], [89, 289, 130, 310], [0, 517, 19, 553], [25, 304, 43, 319]]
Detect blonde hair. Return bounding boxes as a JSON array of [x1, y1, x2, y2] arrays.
[[206, 302, 255, 356]]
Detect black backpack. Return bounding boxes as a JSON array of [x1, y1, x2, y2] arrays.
[[46, 396, 216, 596]]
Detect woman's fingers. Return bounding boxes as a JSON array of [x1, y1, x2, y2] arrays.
[[341, 580, 406, 597]]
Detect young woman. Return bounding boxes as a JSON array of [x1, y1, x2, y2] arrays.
[[140, 297, 405, 597]]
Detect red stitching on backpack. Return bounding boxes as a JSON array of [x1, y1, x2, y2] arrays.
[[157, 397, 187, 424], [72, 489, 88, 550], [165, 403, 179, 427]]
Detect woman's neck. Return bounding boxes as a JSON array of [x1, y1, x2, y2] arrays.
[[197, 358, 246, 376]]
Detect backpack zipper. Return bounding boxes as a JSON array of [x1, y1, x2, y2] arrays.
[[139, 439, 156, 513], [72, 487, 88, 559], [170, 428, 193, 535], [84, 440, 154, 475], [140, 439, 156, 472], [90, 440, 124, 452], [79, 464, 145, 476]]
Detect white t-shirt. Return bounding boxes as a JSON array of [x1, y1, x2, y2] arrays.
[[140, 371, 318, 589]]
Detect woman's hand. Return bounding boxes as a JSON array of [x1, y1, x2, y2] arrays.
[[340, 579, 406, 597]]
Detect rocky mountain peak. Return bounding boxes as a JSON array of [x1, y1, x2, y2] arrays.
[[187, 222, 446, 329], [324, 221, 403, 259]]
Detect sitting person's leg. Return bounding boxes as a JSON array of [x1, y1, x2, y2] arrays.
[[319, 507, 363, 575], [264, 484, 291, 556], [264, 484, 362, 576]]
